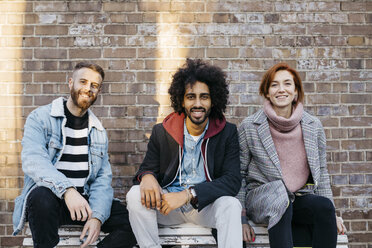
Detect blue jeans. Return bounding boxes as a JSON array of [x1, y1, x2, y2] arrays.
[[268, 194, 337, 248], [26, 187, 136, 248]]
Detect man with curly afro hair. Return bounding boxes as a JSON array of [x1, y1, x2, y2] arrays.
[[127, 58, 243, 248]]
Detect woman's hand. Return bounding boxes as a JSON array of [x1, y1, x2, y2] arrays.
[[336, 216, 347, 235], [242, 223, 256, 242]]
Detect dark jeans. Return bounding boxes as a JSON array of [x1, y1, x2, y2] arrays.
[[268, 194, 337, 248], [26, 186, 136, 248]]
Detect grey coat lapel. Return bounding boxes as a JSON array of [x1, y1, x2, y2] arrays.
[[254, 110, 282, 177], [301, 112, 319, 185]]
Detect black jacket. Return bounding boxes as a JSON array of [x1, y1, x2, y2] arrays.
[[134, 112, 241, 211]]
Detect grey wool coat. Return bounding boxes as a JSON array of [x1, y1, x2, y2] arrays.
[[237, 109, 334, 229]]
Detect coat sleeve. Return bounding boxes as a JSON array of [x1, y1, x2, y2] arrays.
[[22, 110, 74, 199], [194, 124, 242, 211], [237, 121, 251, 223], [314, 120, 335, 205], [133, 125, 161, 184]]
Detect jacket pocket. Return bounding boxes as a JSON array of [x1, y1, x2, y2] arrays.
[[245, 180, 289, 226], [90, 146, 105, 176], [48, 137, 63, 164]]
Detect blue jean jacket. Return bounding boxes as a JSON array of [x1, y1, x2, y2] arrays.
[[13, 97, 113, 235]]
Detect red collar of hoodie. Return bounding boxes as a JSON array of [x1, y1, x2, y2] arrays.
[[162, 112, 226, 148]]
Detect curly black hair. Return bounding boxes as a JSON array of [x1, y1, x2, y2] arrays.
[[168, 58, 229, 120]]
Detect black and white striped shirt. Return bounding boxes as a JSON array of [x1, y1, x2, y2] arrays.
[[55, 102, 89, 193]]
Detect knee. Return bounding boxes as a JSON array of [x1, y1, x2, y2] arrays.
[[27, 187, 58, 212], [214, 196, 242, 213], [126, 185, 142, 211], [313, 197, 335, 217]]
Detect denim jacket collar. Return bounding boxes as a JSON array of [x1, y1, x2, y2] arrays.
[[50, 97, 104, 131]]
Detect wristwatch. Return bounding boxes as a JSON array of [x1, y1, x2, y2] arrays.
[[189, 187, 198, 209]]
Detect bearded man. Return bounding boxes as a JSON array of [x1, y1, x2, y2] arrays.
[[126, 59, 243, 248], [12, 62, 136, 248]]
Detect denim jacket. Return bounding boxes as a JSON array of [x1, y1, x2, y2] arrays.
[[13, 97, 113, 235]]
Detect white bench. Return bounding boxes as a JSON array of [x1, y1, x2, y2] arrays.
[[23, 222, 348, 247]]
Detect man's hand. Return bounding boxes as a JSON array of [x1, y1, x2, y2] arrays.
[[336, 216, 347, 235], [242, 223, 256, 242], [80, 218, 101, 248], [64, 188, 92, 221], [160, 190, 189, 215], [140, 174, 162, 210]]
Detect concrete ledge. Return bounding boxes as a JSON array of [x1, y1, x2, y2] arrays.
[[23, 222, 348, 248]]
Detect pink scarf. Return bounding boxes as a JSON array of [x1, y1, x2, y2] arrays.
[[264, 100, 310, 193]]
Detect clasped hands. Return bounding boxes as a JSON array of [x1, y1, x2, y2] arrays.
[[140, 174, 189, 215], [64, 188, 101, 248]]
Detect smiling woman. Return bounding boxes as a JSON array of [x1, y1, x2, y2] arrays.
[[238, 63, 346, 248]]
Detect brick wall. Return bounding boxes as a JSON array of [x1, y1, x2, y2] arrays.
[[0, 0, 371, 247]]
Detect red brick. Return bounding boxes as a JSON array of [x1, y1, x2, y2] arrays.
[[34, 49, 67, 59], [341, 94, 371, 104], [307, 24, 340, 35], [109, 142, 135, 153], [213, 14, 229, 23], [342, 26, 372, 35], [103, 2, 136, 12], [35, 25, 68, 35], [107, 130, 128, 141], [104, 25, 137, 35], [341, 187, 372, 197], [102, 118, 136, 129], [341, 2, 367, 11], [351, 221, 367, 231], [0, 236, 24, 246], [103, 48, 136, 59], [69, 48, 101, 59], [349, 174, 365, 184], [34, 72, 66, 83], [273, 24, 305, 34]]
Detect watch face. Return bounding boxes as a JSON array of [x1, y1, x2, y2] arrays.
[[190, 188, 197, 198]]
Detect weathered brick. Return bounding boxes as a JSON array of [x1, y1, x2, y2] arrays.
[[207, 48, 238, 58], [332, 175, 348, 185], [103, 2, 136, 12], [350, 174, 365, 184], [0, 236, 23, 246], [313, 14, 332, 23], [104, 25, 137, 35], [195, 13, 212, 23], [171, 2, 204, 12], [341, 2, 367, 11], [342, 162, 372, 174], [213, 13, 229, 23], [264, 14, 279, 23], [307, 24, 340, 35], [69, 48, 101, 59], [34, 49, 67, 59], [351, 222, 367, 231], [341, 94, 371, 104], [309, 2, 340, 12], [273, 24, 305, 34], [343, 26, 372, 35], [34, 72, 66, 83]]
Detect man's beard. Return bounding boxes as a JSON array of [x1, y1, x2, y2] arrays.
[[185, 107, 211, 125], [70, 88, 97, 111]]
